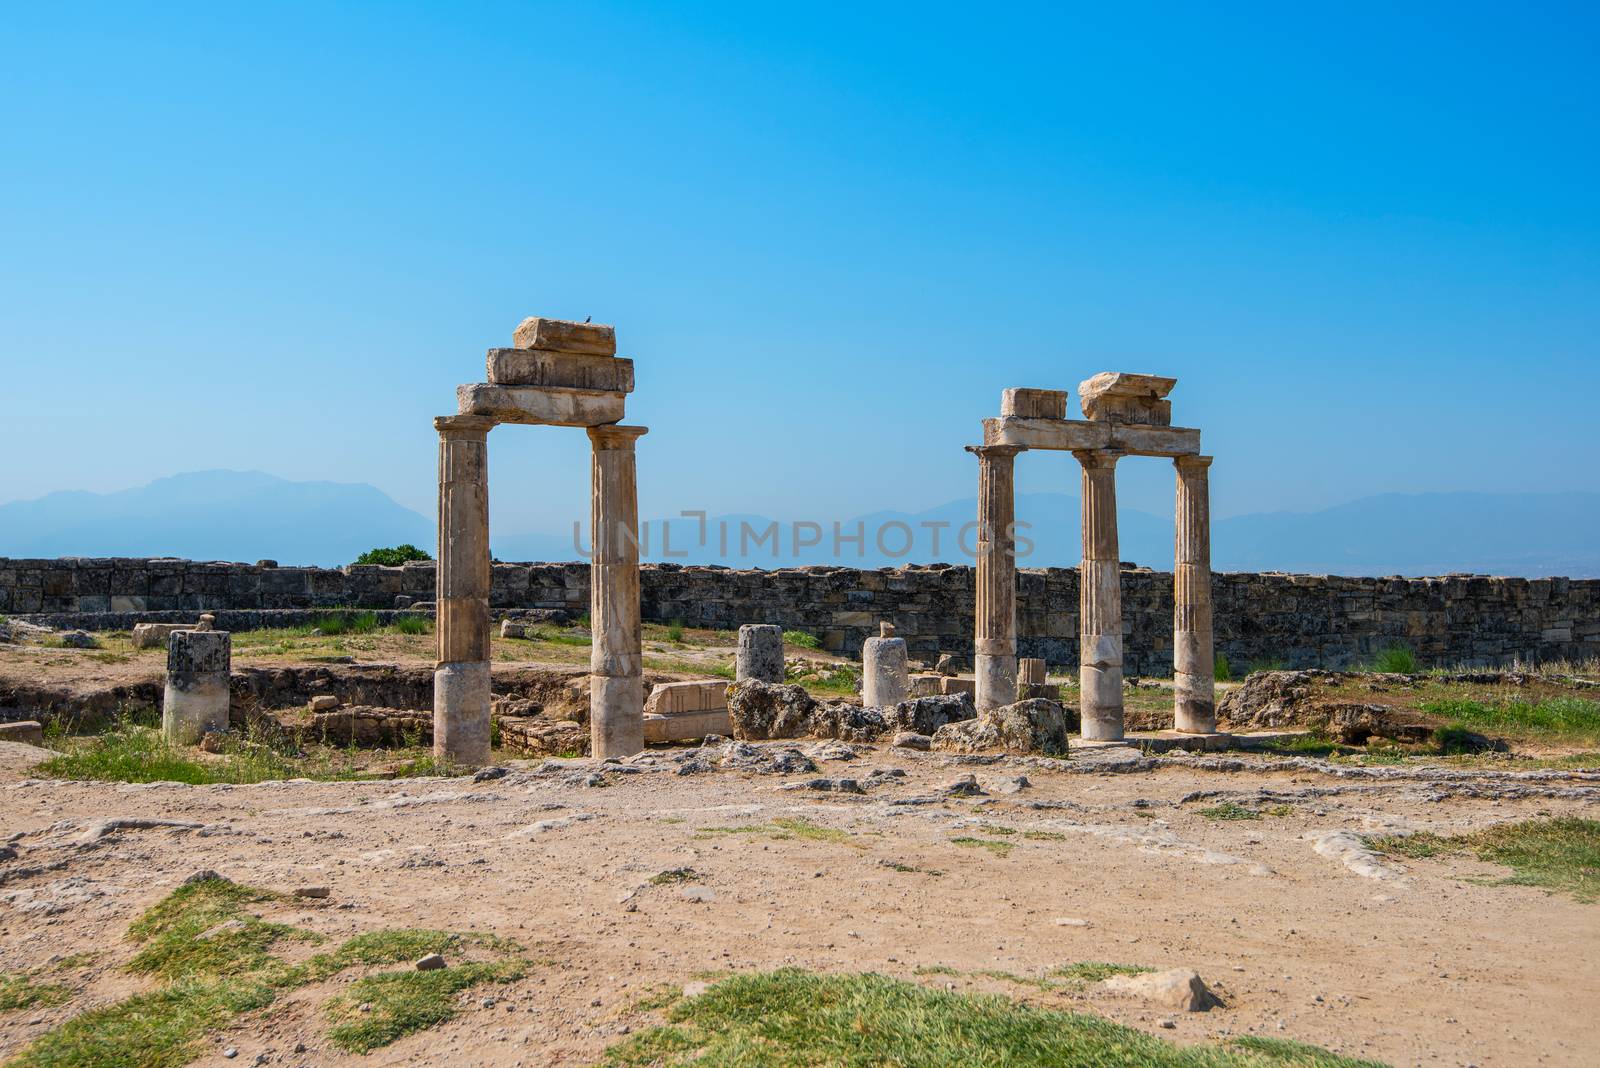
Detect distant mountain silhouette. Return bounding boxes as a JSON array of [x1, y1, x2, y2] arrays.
[[0, 471, 433, 566], [4, 473, 1596, 577]]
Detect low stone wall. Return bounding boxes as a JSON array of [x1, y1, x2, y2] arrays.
[[3, 557, 1597, 673]]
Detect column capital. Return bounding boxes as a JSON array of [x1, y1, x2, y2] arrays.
[[434, 414, 496, 436], [1175, 454, 1214, 473], [965, 443, 1025, 462], [588, 424, 649, 450], [1072, 448, 1122, 470]]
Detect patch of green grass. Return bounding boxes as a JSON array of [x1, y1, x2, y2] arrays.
[[314, 610, 382, 636], [783, 630, 820, 649], [950, 836, 1014, 857], [1198, 802, 1262, 821], [324, 956, 526, 1053], [602, 969, 1386, 1067], [0, 973, 72, 1011], [626, 983, 684, 1014], [1228, 1035, 1389, 1065], [389, 614, 432, 636], [1050, 961, 1154, 986], [1419, 696, 1600, 745], [666, 619, 685, 643], [1021, 830, 1067, 842], [1214, 653, 1232, 682], [649, 868, 702, 885], [10, 878, 528, 1067], [1245, 658, 1287, 675], [1366, 644, 1418, 674], [1367, 817, 1600, 902], [1261, 731, 1345, 758], [696, 817, 853, 845], [883, 861, 943, 876]]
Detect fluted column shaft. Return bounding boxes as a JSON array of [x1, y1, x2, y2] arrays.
[[1174, 455, 1216, 732], [589, 425, 649, 758], [967, 444, 1024, 711], [434, 415, 495, 766], [1075, 449, 1124, 740]]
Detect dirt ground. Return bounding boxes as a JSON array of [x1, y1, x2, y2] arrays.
[[3, 729, 1597, 1067]]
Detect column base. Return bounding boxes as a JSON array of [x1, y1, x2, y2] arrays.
[[1079, 663, 1124, 741], [974, 653, 1017, 712], [591, 673, 645, 758], [162, 677, 230, 745], [435, 662, 492, 767]]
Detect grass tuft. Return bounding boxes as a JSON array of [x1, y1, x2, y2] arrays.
[[1367, 645, 1418, 674], [325, 957, 526, 1053], [0, 973, 72, 1011], [602, 969, 1384, 1066], [1367, 817, 1600, 902], [696, 817, 853, 844], [950, 836, 1014, 857], [783, 630, 821, 649], [1198, 802, 1262, 821]]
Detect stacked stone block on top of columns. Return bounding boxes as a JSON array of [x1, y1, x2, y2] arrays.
[[433, 414, 494, 767], [589, 424, 649, 759], [1174, 455, 1217, 733], [862, 621, 910, 707], [162, 627, 231, 744], [1075, 448, 1125, 740], [967, 443, 1024, 712], [736, 624, 785, 682]]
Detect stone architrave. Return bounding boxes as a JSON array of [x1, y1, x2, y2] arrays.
[[1074, 449, 1124, 740], [433, 414, 494, 766], [589, 424, 649, 759], [862, 622, 910, 708], [1174, 455, 1217, 733], [736, 624, 785, 683], [967, 444, 1024, 712], [163, 628, 231, 744]]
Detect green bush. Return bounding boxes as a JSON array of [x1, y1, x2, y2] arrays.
[[315, 611, 380, 636], [783, 630, 821, 649], [389, 615, 432, 636], [666, 620, 685, 643], [354, 545, 432, 567], [1369, 644, 1418, 673], [1213, 653, 1232, 682]]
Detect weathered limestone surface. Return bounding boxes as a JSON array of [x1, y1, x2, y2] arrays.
[[456, 383, 626, 428], [162, 628, 231, 744], [1174, 455, 1217, 733], [968, 444, 1023, 712], [512, 316, 617, 356], [1076, 449, 1124, 740], [862, 625, 909, 708], [1000, 388, 1068, 420], [645, 680, 728, 715], [434, 415, 493, 767], [589, 425, 648, 758], [736, 624, 785, 683], [1078, 372, 1177, 426], [984, 417, 1200, 456], [132, 622, 192, 650], [485, 348, 635, 392]]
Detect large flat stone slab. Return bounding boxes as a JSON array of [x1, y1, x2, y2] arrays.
[[512, 317, 616, 356], [486, 349, 634, 392], [645, 680, 729, 715], [1079, 372, 1177, 426], [982, 417, 1202, 457], [644, 707, 733, 743], [456, 384, 627, 427]]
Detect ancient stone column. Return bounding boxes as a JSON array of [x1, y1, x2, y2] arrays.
[[967, 444, 1024, 712], [434, 415, 494, 767], [589, 424, 649, 758], [162, 628, 231, 744], [736, 624, 785, 683], [1075, 449, 1124, 740], [1174, 455, 1217, 733], [862, 621, 909, 707]]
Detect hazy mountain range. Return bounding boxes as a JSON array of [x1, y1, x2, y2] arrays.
[[2, 471, 1596, 577]]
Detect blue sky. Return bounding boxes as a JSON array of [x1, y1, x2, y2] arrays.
[[2, 2, 1596, 536]]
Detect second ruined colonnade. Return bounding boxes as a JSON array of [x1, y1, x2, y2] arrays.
[[970, 376, 1216, 740], [434, 316, 647, 765]]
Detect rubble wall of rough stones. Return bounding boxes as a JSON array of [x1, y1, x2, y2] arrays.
[[2, 558, 1596, 673]]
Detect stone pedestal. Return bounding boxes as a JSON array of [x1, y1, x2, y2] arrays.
[[736, 624, 785, 683], [589, 425, 649, 759], [163, 629, 231, 744], [862, 623, 909, 707], [967, 444, 1024, 711], [1174, 455, 1216, 733], [434, 415, 494, 767], [1075, 449, 1124, 741]]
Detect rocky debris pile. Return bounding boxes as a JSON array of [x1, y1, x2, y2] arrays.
[[500, 718, 588, 758], [1218, 670, 1436, 743], [726, 680, 980, 745], [670, 738, 819, 776], [932, 699, 1070, 757]]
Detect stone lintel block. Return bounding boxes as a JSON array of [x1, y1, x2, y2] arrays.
[[512, 316, 617, 356], [644, 679, 729, 715], [1079, 372, 1178, 425], [1000, 388, 1069, 420], [644, 707, 733, 743], [486, 348, 634, 393], [456, 383, 627, 427], [1078, 371, 1177, 400], [1108, 423, 1201, 457]]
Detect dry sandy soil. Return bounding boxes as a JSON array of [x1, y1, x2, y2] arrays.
[[2, 730, 1597, 1067]]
